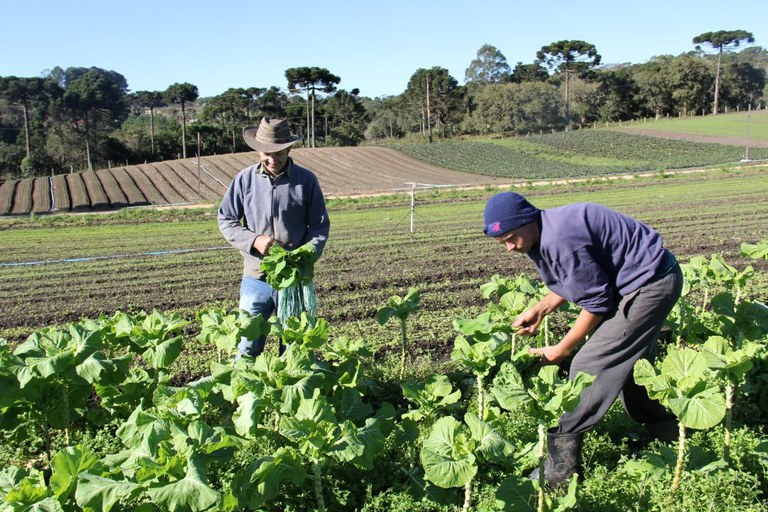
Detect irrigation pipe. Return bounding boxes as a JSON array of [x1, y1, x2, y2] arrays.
[[0, 246, 230, 267]]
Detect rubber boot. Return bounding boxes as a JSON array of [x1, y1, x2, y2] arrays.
[[646, 419, 678, 443], [528, 431, 583, 488]]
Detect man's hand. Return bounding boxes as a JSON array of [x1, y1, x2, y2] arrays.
[[253, 235, 276, 256], [529, 344, 570, 365], [512, 308, 545, 336]]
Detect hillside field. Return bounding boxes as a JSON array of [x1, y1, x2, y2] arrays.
[[2, 116, 768, 215]]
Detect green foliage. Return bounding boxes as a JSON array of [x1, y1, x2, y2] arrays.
[[394, 131, 768, 180], [261, 243, 317, 290], [196, 308, 269, 362], [420, 413, 513, 489], [493, 363, 595, 429], [635, 348, 726, 430], [741, 238, 768, 260]]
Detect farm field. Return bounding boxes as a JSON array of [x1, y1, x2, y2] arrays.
[[615, 108, 768, 147], [0, 147, 512, 215], [1, 169, 766, 345], [2, 126, 768, 215], [1, 168, 768, 511]]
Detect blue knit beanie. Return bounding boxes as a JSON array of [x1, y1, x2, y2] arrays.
[[483, 192, 540, 237]]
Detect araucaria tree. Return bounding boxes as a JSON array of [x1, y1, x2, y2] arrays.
[[164, 82, 199, 158], [536, 40, 601, 131], [285, 67, 341, 148], [61, 67, 129, 171], [693, 30, 755, 114]]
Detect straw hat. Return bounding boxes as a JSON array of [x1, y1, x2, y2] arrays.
[[242, 117, 302, 152]]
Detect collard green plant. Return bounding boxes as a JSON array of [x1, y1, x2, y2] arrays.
[[740, 238, 768, 260], [491, 360, 594, 512], [376, 287, 421, 380], [196, 308, 269, 362], [634, 347, 726, 490], [8, 322, 129, 458], [278, 388, 393, 512], [402, 374, 462, 423], [452, 311, 511, 420], [420, 412, 514, 512]]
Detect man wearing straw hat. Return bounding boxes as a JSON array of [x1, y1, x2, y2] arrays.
[[218, 117, 330, 357]]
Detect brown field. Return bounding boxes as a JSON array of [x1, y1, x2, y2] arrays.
[[0, 147, 510, 215]]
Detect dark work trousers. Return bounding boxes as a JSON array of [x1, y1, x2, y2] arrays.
[[556, 264, 683, 434]]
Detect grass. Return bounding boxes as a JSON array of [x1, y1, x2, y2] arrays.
[[617, 109, 768, 141]]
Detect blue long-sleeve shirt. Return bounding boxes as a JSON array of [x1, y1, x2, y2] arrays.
[[527, 203, 670, 314], [218, 158, 330, 278]]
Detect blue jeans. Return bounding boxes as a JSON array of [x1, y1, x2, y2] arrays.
[[238, 276, 277, 357]]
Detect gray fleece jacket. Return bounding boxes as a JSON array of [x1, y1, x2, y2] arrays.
[[218, 158, 330, 278]]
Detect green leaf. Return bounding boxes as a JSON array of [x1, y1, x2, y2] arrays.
[[231, 447, 305, 510], [494, 473, 536, 511], [668, 386, 726, 430], [491, 361, 530, 412], [75, 473, 141, 512], [233, 392, 268, 438], [142, 335, 183, 370], [661, 347, 710, 391], [146, 454, 219, 512], [464, 412, 513, 464], [49, 445, 102, 502], [420, 416, 477, 488]]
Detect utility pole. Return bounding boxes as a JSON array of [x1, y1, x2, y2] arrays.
[[743, 103, 752, 162], [426, 74, 433, 143]]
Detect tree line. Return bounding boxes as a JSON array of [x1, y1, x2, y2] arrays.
[[0, 30, 765, 180]]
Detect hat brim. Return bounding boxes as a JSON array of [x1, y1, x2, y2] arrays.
[[243, 126, 302, 153]]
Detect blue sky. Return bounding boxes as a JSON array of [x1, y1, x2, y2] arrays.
[[1, 0, 766, 99]]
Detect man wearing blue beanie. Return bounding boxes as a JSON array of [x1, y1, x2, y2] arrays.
[[483, 191, 682, 487]]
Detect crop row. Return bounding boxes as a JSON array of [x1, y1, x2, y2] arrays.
[[1, 171, 766, 348], [394, 131, 768, 179]]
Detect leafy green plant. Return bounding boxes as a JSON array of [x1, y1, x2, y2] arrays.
[[492, 361, 594, 512], [8, 323, 129, 460], [634, 346, 727, 491], [451, 311, 511, 420], [420, 412, 514, 512], [196, 308, 269, 362], [376, 287, 421, 380], [740, 238, 768, 260], [278, 388, 393, 512], [261, 242, 319, 325]]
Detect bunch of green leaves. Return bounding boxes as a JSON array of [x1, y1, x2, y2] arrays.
[[197, 308, 269, 362], [634, 346, 727, 490], [4, 323, 131, 456], [260, 242, 317, 290], [451, 311, 512, 420], [420, 412, 514, 511], [740, 238, 768, 260]]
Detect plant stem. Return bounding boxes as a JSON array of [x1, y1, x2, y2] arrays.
[[399, 318, 408, 380], [313, 461, 326, 512], [724, 381, 734, 463], [537, 423, 546, 512], [463, 481, 472, 512], [477, 375, 485, 421], [672, 422, 686, 492]]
